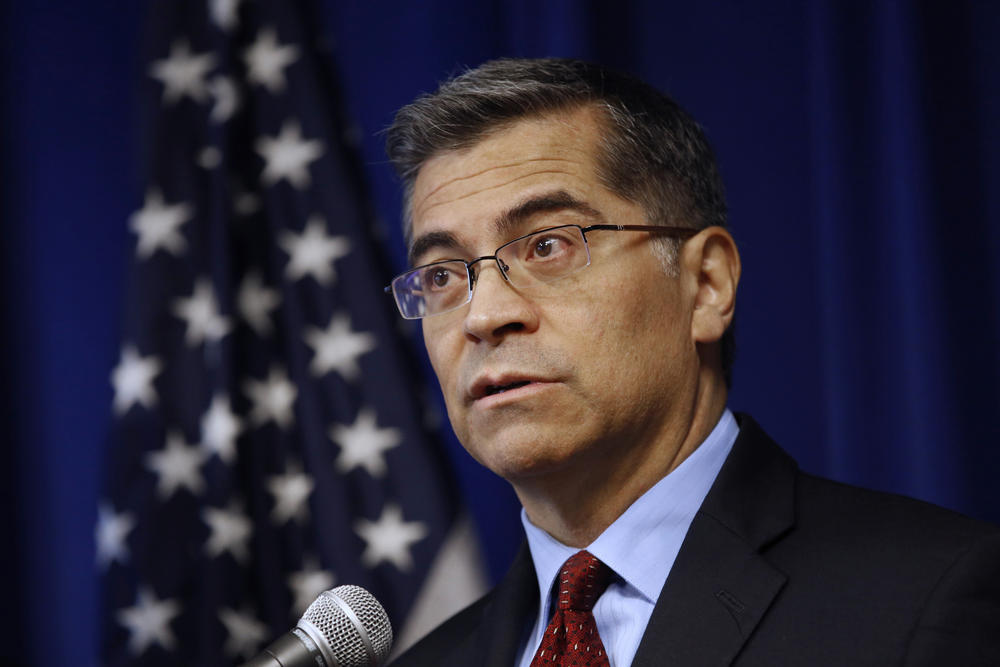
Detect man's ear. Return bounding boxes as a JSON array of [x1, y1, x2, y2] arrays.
[[682, 226, 741, 344]]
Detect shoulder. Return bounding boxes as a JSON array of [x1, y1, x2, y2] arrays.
[[786, 474, 1000, 663], [722, 415, 1000, 662], [731, 414, 998, 554], [796, 470, 998, 543], [797, 468, 1000, 580], [787, 470, 1000, 590], [747, 416, 1000, 580]]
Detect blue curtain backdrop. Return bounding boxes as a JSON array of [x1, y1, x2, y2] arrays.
[[2, 1, 997, 665]]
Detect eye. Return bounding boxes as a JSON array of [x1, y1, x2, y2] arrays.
[[418, 263, 465, 292], [431, 268, 451, 287], [533, 237, 558, 258], [525, 230, 576, 262]]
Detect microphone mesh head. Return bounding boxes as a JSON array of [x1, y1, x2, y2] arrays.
[[299, 585, 393, 666]]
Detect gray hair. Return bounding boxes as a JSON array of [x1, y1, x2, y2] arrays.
[[386, 58, 735, 384]]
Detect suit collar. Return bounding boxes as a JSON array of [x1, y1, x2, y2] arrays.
[[699, 414, 797, 550], [632, 414, 797, 666], [464, 542, 538, 667]]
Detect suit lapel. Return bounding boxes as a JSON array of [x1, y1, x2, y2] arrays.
[[449, 543, 538, 666], [632, 415, 796, 666]]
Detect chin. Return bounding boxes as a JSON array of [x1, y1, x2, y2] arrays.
[[467, 433, 580, 483]]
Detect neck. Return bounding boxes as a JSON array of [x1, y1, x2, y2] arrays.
[[513, 367, 727, 547]]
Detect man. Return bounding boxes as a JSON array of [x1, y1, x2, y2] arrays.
[[382, 58, 1000, 666]]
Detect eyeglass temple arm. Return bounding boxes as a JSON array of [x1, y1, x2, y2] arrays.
[[582, 224, 699, 238]]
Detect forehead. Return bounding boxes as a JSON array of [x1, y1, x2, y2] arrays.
[[409, 108, 608, 249]]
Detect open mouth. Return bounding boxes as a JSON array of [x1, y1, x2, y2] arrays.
[[483, 380, 532, 397]]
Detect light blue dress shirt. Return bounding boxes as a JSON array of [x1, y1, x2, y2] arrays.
[[515, 409, 739, 667]]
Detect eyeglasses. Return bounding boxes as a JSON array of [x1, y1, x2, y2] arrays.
[[385, 224, 698, 320]]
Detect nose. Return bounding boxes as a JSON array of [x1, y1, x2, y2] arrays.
[[463, 260, 539, 345]]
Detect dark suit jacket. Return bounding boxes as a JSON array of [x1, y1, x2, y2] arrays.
[[391, 415, 1000, 666]]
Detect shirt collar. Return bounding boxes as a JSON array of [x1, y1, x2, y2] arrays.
[[522, 408, 739, 606]]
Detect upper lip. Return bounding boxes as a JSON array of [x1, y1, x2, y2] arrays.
[[468, 373, 548, 401]]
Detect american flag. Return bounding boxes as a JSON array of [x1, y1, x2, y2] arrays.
[[97, 1, 480, 663]]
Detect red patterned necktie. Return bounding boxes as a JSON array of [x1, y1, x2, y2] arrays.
[[530, 550, 613, 667]]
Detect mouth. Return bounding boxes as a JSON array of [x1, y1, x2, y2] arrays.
[[482, 380, 532, 397], [469, 374, 550, 402]]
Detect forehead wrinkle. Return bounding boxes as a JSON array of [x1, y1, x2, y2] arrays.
[[423, 156, 578, 199], [493, 190, 605, 240], [416, 168, 584, 227], [414, 156, 581, 219]]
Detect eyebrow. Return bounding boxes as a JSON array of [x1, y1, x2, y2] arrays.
[[494, 190, 604, 239], [407, 189, 604, 266], [408, 230, 462, 266]]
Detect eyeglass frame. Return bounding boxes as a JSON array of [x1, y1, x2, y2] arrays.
[[384, 223, 700, 320]]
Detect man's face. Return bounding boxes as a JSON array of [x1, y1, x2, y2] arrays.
[[409, 107, 701, 487]]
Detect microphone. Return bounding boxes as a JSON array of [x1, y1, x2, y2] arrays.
[[242, 585, 393, 667]]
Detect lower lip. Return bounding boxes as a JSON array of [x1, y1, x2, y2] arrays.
[[473, 381, 557, 409]]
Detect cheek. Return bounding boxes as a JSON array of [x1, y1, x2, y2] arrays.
[[422, 325, 468, 420], [595, 283, 686, 384]]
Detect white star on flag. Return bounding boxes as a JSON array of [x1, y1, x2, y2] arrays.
[[201, 394, 243, 464], [287, 560, 336, 614], [237, 270, 281, 336], [354, 503, 429, 572], [209, 0, 242, 32], [203, 502, 253, 562], [148, 39, 216, 104], [208, 75, 240, 123], [256, 119, 324, 189], [304, 313, 376, 380], [200, 394, 243, 464], [96, 503, 135, 569], [244, 365, 297, 428], [145, 431, 206, 500], [110, 344, 163, 415], [172, 279, 232, 347], [244, 27, 300, 93], [279, 216, 351, 285], [116, 587, 182, 655], [219, 607, 269, 659], [129, 189, 192, 259], [329, 408, 401, 478], [267, 463, 315, 524]]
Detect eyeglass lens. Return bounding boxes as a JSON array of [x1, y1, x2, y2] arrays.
[[393, 225, 592, 319]]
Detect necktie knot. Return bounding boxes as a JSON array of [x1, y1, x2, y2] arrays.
[[557, 550, 612, 612]]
